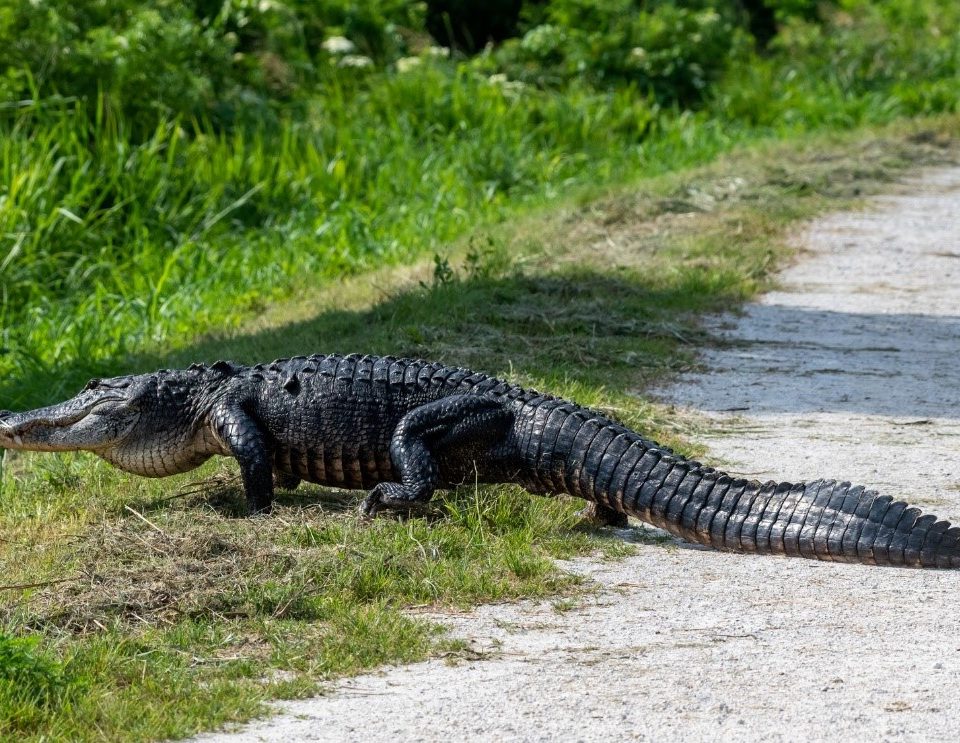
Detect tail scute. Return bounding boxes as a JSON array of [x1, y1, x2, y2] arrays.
[[635, 469, 960, 568]]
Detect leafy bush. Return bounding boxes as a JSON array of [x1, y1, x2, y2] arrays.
[[715, 0, 960, 127], [0, 1, 846, 132], [0, 0, 423, 132], [0, 1, 234, 132], [490, 1, 748, 104]]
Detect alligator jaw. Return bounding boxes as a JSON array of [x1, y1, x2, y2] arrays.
[[0, 417, 23, 447], [0, 394, 134, 452]]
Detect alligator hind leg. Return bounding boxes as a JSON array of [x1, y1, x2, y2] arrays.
[[361, 395, 513, 516], [578, 501, 629, 527]]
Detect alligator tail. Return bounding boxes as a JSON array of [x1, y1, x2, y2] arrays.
[[520, 401, 960, 567], [598, 443, 960, 568]]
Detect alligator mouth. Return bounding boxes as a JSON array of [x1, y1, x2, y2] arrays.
[[0, 396, 128, 444], [0, 417, 23, 446]]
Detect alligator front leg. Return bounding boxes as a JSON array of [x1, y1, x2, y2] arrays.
[[211, 404, 274, 515], [361, 395, 513, 516]]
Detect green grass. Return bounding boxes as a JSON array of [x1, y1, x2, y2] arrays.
[[0, 77, 741, 409], [0, 455, 630, 740], [0, 118, 956, 739], [4, 16, 959, 411]]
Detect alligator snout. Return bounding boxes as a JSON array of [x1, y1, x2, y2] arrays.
[[0, 411, 20, 446]]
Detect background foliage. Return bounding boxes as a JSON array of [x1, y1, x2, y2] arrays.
[[0, 0, 958, 408]]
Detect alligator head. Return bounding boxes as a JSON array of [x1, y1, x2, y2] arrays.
[[0, 376, 145, 452], [0, 365, 234, 476]]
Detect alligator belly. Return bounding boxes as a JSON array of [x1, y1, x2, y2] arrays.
[[273, 443, 394, 490]]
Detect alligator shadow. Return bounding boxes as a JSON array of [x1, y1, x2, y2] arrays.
[[653, 303, 960, 419], [139, 479, 361, 519], [0, 268, 717, 410], [2, 268, 959, 421]]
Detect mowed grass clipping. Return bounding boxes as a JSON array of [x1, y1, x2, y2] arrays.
[[0, 121, 957, 740], [0, 455, 631, 741]]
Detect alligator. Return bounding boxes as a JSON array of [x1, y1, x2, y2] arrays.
[[1, 353, 958, 568]]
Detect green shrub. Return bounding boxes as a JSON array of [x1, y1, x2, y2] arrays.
[[714, 1, 960, 127], [0, 1, 235, 132], [487, 1, 749, 105], [0, 1, 847, 131], [0, 1, 424, 133]]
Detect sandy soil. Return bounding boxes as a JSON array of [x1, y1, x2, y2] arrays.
[[197, 168, 960, 742]]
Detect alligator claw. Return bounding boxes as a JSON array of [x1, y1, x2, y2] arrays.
[[359, 492, 382, 518], [361, 483, 432, 519]]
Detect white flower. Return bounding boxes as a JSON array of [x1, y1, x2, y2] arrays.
[[338, 54, 373, 69], [322, 36, 356, 55], [698, 10, 721, 26], [396, 56, 421, 73], [487, 74, 526, 96], [425, 46, 450, 58]]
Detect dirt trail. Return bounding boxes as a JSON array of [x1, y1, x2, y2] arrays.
[[198, 168, 960, 742]]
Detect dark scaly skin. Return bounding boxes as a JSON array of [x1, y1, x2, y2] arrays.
[[2, 353, 959, 569]]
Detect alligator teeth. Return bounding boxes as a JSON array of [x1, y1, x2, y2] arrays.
[[13, 434, 22, 446]]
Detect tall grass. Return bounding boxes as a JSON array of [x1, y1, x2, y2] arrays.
[[1, 2, 959, 410], [0, 72, 745, 407]]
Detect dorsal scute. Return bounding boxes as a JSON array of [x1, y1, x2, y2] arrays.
[[210, 360, 240, 377]]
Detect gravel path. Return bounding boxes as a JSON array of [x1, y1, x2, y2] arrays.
[[199, 168, 960, 742]]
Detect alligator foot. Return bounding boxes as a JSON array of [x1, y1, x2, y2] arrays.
[[247, 499, 273, 517], [578, 501, 629, 527], [360, 482, 432, 518]]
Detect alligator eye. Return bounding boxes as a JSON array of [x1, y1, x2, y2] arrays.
[[83, 378, 101, 391]]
